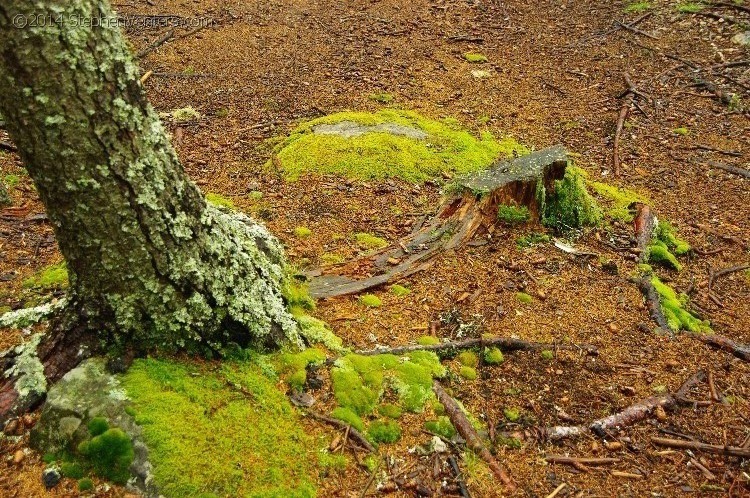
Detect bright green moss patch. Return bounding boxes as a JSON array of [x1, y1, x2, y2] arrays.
[[87, 417, 109, 437], [464, 52, 488, 63], [484, 347, 505, 365], [646, 222, 690, 270], [459, 366, 477, 380], [61, 462, 85, 479], [648, 241, 682, 270], [651, 276, 711, 333], [354, 232, 389, 250], [655, 222, 691, 255], [503, 407, 521, 422], [368, 420, 401, 444], [77, 427, 134, 484], [588, 181, 647, 222], [542, 166, 603, 230], [283, 281, 316, 313], [425, 416, 456, 439], [417, 335, 440, 346], [359, 294, 382, 308], [457, 351, 479, 368], [497, 204, 530, 224], [294, 226, 312, 238], [4, 174, 21, 188], [318, 453, 348, 475], [320, 252, 345, 265], [331, 352, 446, 417], [624, 1, 652, 13], [331, 407, 364, 431], [368, 92, 394, 103], [22, 262, 68, 290], [673, 127, 690, 136], [516, 232, 550, 248], [515, 292, 533, 304], [277, 348, 326, 389], [78, 478, 94, 492], [121, 358, 317, 497], [205, 192, 235, 210], [292, 312, 346, 353], [540, 350, 554, 360], [271, 110, 526, 183], [676, 2, 705, 12], [378, 403, 403, 419], [390, 284, 411, 296]]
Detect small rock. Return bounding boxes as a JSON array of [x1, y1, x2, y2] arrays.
[[289, 392, 316, 408], [431, 435, 447, 453], [536, 290, 547, 300], [608, 323, 619, 332], [13, 449, 24, 464], [654, 406, 668, 421], [42, 468, 61, 489]]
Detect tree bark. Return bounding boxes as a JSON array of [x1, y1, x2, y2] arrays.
[[0, 0, 300, 418]]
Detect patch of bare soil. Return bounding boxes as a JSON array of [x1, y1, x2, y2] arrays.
[[2, 0, 749, 496]]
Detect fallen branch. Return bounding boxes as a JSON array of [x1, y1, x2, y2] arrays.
[[545, 455, 620, 466], [433, 381, 515, 490], [136, 29, 175, 58], [355, 336, 598, 358], [694, 334, 750, 362], [613, 74, 636, 176], [448, 455, 471, 498], [306, 410, 376, 453], [703, 160, 750, 179], [651, 437, 750, 458], [637, 277, 671, 331], [709, 263, 750, 294]]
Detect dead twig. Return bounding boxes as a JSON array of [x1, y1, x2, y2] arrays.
[[448, 455, 471, 498], [136, 29, 175, 58], [694, 334, 750, 362], [433, 381, 515, 490], [703, 161, 750, 178], [709, 264, 750, 294], [306, 410, 376, 453], [545, 455, 620, 466], [652, 437, 750, 458]]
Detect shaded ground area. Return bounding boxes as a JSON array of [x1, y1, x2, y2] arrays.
[[1, 0, 749, 496]]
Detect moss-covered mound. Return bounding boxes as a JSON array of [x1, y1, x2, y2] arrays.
[[121, 358, 317, 497], [270, 110, 526, 182]]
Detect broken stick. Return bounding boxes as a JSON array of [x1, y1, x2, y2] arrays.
[[651, 437, 750, 459], [306, 409, 375, 453], [433, 381, 515, 490]]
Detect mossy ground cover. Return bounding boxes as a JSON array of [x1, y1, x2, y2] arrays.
[[22, 262, 68, 290], [121, 358, 318, 498], [270, 110, 526, 183], [646, 222, 691, 271], [650, 276, 711, 333]]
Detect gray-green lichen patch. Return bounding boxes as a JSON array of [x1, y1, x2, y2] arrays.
[[0, 300, 65, 330], [4, 334, 46, 399], [312, 121, 428, 140]]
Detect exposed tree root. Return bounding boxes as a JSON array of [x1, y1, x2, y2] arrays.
[[306, 409, 376, 453], [651, 437, 750, 459], [355, 336, 598, 358], [633, 203, 657, 261], [537, 370, 707, 441], [307, 146, 569, 299], [433, 381, 515, 490], [694, 334, 750, 362]]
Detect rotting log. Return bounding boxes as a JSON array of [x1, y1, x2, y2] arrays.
[[308, 146, 569, 299], [433, 381, 515, 490]]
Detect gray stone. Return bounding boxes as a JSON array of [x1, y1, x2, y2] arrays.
[[731, 31, 750, 46], [30, 358, 158, 498], [42, 467, 61, 489], [312, 120, 428, 140]]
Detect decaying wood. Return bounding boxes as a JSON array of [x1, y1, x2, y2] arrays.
[[355, 336, 598, 358], [306, 409, 376, 453], [703, 160, 750, 179], [307, 146, 569, 298], [633, 203, 657, 260], [651, 437, 750, 459], [433, 381, 515, 490], [538, 371, 707, 441], [613, 73, 639, 177]]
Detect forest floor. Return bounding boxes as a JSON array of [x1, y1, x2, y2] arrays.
[[1, 0, 750, 496]]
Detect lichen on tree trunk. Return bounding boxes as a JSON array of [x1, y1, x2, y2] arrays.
[[0, 1, 301, 354]]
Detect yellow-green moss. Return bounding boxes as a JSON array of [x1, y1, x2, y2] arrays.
[[368, 420, 401, 444], [359, 294, 382, 308], [542, 166, 603, 230], [354, 232, 389, 250], [483, 347, 505, 365], [320, 253, 345, 265], [78, 478, 94, 492], [673, 127, 690, 136], [294, 226, 312, 238], [368, 93, 394, 104], [270, 110, 526, 183], [457, 351, 479, 368], [277, 348, 327, 389], [646, 222, 690, 270], [516, 232, 550, 248], [676, 2, 705, 12], [515, 292, 533, 304], [497, 204, 530, 224], [651, 276, 711, 333], [540, 350, 554, 360], [655, 222, 691, 255], [22, 262, 68, 289], [377, 403, 403, 419], [318, 453, 348, 476], [417, 336, 440, 346], [390, 284, 411, 297], [292, 312, 346, 353], [503, 407, 521, 422], [425, 416, 456, 439], [331, 407, 364, 431], [121, 358, 317, 497], [205, 192, 235, 210], [464, 52, 488, 63], [459, 366, 477, 380], [588, 181, 648, 222], [624, 1, 652, 12]]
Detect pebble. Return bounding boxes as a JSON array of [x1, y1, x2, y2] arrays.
[[13, 449, 24, 464], [42, 468, 61, 489], [654, 406, 668, 422], [608, 323, 619, 332]]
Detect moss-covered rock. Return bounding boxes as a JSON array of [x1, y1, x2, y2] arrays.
[[367, 420, 401, 444], [425, 416, 457, 439], [542, 166, 603, 230], [483, 347, 505, 365], [359, 294, 382, 308]]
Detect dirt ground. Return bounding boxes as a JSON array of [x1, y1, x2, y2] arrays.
[[1, 0, 749, 496]]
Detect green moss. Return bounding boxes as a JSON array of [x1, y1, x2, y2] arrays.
[[121, 358, 317, 497], [483, 347, 505, 365], [77, 428, 134, 484], [516, 232, 550, 248], [270, 110, 526, 183], [457, 351, 479, 368], [367, 420, 401, 444], [87, 417, 109, 437], [78, 478, 94, 492], [390, 284, 411, 297], [354, 232, 388, 250], [588, 181, 647, 222], [542, 166, 603, 230], [22, 262, 68, 289], [540, 350, 554, 360], [637, 263, 654, 274], [651, 276, 711, 333], [283, 281, 316, 313], [646, 222, 690, 270], [377, 403, 403, 419], [61, 462, 85, 479], [676, 2, 705, 12], [294, 226, 312, 238], [515, 292, 533, 304], [647, 241, 682, 271], [497, 204, 530, 224], [425, 416, 456, 439], [417, 336, 440, 346], [496, 435, 522, 449], [368, 93, 394, 104], [320, 253, 345, 265], [464, 52, 488, 63], [673, 127, 690, 136], [318, 453, 348, 475], [4, 174, 20, 188], [205, 192, 235, 210], [655, 222, 691, 255], [624, 1, 652, 12], [168, 106, 201, 122], [503, 407, 521, 422], [331, 407, 364, 431], [459, 366, 477, 380], [277, 348, 326, 389], [292, 312, 346, 353], [359, 294, 382, 308]]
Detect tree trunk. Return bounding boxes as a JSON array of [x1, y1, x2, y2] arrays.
[[0, 1, 300, 420]]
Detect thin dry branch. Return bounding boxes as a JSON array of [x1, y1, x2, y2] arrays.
[[651, 437, 750, 458], [306, 409, 376, 453]]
